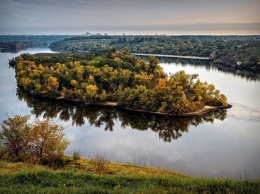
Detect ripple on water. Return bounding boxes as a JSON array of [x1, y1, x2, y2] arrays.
[[227, 102, 260, 122]]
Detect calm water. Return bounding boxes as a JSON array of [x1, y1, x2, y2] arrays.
[[1, 48, 260, 179]]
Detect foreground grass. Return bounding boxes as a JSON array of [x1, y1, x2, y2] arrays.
[[0, 158, 259, 194]]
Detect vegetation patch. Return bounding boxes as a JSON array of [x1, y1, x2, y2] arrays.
[[0, 159, 259, 193]]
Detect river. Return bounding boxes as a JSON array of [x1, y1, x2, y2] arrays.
[[0, 47, 260, 179]]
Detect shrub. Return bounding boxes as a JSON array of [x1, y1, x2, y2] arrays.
[[73, 151, 80, 161], [91, 151, 108, 174]]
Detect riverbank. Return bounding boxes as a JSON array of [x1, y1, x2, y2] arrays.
[[212, 57, 260, 73], [0, 158, 259, 193], [133, 53, 210, 60], [26, 89, 232, 117]]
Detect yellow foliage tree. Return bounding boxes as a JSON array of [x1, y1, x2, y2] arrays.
[[31, 119, 69, 163]]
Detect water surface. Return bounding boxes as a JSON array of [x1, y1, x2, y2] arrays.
[[0, 48, 259, 179]]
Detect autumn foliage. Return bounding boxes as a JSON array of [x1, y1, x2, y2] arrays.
[[14, 49, 228, 114], [0, 115, 69, 164]]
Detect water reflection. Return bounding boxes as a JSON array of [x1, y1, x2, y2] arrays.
[[17, 88, 227, 142], [163, 58, 260, 82], [139, 56, 260, 82]]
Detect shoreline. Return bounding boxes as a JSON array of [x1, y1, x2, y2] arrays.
[[132, 53, 210, 60], [212, 61, 260, 73], [25, 89, 232, 117], [117, 105, 231, 117]]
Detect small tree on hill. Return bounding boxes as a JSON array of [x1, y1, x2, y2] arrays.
[[0, 115, 69, 165], [0, 115, 31, 160], [31, 119, 70, 164]]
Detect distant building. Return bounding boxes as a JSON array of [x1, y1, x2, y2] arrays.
[[81, 32, 91, 36]]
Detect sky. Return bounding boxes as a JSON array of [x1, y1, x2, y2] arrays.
[[0, 0, 260, 35]]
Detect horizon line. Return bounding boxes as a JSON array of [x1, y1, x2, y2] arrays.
[[1, 33, 260, 36]]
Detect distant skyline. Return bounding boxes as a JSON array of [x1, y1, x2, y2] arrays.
[[1, 0, 260, 35]]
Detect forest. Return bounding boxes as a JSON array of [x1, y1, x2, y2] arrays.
[[0, 42, 26, 53], [13, 48, 228, 115], [49, 35, 260, 72], [0, 35, 73, 53]]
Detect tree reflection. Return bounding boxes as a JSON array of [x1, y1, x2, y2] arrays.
[[158, 57, 260, 82], [17, 88, 227, 142]]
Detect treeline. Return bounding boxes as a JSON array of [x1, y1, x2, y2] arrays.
[[49, 35, 222, 56], [49, 35, 112, 53], [0, 42, 26, 53], [0, 35, 74, 53], [49, 35, 260, 69], [0, 35, 73, 44], [14, 49, 227, 115]]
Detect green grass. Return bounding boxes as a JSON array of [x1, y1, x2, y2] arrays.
[[0, 159, 259, 193]]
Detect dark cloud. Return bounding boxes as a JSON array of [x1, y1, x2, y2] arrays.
[[1, 0, 259, 35]]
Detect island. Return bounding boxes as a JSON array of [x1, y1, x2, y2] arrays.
[[12, 48, 230, 116]]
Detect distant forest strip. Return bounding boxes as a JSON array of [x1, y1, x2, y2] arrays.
[[49, 35, 260, 72], [0, 35, 73, 52], [12, 49, 229, 115], [0, 42, 26, 53]]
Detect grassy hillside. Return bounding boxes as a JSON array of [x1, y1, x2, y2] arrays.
[[0, 158, 259, 193]]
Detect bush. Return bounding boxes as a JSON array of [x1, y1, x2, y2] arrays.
[[91, 151, 108, 174], [73, 151, 80, 161]]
